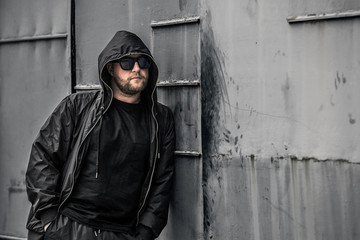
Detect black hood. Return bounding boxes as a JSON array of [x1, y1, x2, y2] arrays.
[[98, 30, 159, 111]]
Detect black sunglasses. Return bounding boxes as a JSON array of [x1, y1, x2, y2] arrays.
[[117, 56, 151, 70]]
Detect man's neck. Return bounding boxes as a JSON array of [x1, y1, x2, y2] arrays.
[[113, 92, 141, 104]]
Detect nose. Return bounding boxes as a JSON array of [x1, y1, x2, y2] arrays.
[[132, 61, 141, 72]]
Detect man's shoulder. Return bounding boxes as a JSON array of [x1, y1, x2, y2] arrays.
[[156, 102, 172, 116], [59, 90, 102, 114], [66, 90, 101, 102], [61, 90, 101, 107]]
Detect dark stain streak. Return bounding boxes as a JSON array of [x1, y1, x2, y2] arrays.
[[334, 77, 337, 90], [330, 94, 335, 106], [8, 173, 26, 194], [335, 71, 347, 90], [349, 113, 356, 124], [282, 75, 291, 113], [223, 131, 230, 143], [288, 156, 357, 164], [201, 10, 230, 239], [179, 0, 186, 11], [266, 199, 307, 230], [223, 128, 231, 143], [246, 0, 258, 17], [8, 186, 26, 194], [201, 11, 229, 155]]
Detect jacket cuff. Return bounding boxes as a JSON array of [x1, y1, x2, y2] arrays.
[[39, 207, 58, 228], [139, 211, 166, 238], [136, 224, 154, 240], [28, 229, 44, 240]]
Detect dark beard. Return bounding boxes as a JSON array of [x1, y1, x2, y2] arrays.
[[113, 76, 148, 95]]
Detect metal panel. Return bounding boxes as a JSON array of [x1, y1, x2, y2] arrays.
[[75, 1, 203, 239], [159, 157, 203, 240], [203, 155, 360, 240], [0, 0, 71, 238], [152, 15, 203, 240], [74, 0, 199, 88], [152, 22, 200, 84], [0, 0, 68, 39], [74, 0, 154, 87], [201, 0, 360, 239], [158, 87, 201, 153]]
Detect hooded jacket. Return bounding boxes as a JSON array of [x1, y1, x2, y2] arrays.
[[26, 31, 175, 239]]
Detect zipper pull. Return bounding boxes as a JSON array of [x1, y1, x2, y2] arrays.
[[158, 153, 161, 159], [96, 158, 99, 178]]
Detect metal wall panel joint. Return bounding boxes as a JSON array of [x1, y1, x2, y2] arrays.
[[0, 33, 68, 44], [151, 16, 200, 28], [74, 84, 102, 91], [157, 79, 200, 87], [174, 150, 202, 157], [287, 9, 360, 23]]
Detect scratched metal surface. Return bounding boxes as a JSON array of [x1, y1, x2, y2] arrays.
[[201, 0, 360, 239], [1, 0, 359, 239]]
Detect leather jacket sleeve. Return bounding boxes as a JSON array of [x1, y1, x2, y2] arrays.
[[26, 96, 75, 231], [139, 105, 176, 237]]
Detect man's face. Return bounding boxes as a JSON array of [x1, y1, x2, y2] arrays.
[[108, 54, 149, 97]]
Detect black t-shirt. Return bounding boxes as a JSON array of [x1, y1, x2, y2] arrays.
[[62, 99, 150, 233]]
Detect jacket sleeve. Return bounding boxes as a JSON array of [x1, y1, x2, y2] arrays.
[[26, 96, 75, 231], [139, 107, 176, 237]]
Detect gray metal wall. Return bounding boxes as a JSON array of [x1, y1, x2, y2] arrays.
[[201, 0, 360, 239], [0, 0, 71, 239], [0, 0, 359, 239]]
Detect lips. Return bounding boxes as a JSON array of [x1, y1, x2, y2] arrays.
[[130, 76, 145, 81]]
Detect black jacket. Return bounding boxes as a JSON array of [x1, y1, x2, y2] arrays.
[[26, 31, 175, 238]]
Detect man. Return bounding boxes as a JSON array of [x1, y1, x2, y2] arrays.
[[25, 30, 176, 240]]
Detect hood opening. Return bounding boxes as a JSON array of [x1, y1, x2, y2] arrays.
[[97, 31, 159, 112]]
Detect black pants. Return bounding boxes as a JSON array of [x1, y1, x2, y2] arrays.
[[44, 214, 138, 240]]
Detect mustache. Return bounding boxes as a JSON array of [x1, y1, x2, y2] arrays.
[[129, 74, 145, 80]]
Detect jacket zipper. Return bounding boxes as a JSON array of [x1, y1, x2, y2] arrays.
[[58, 65, 113, 210], [58, 112, 103, 211], [94, 66, 114, 178], [136, 68, 159, 225], [136, 112, 158, 225]]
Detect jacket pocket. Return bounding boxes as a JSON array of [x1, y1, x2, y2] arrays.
[[44, 214, 69, 240], [28, 230, 44, 240]]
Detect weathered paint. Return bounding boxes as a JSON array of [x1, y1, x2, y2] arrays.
[[1, 0, 360, 239], [201, 155, 360, 240], [201, 0, 360, 162], [200, 0, 360, 239]]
